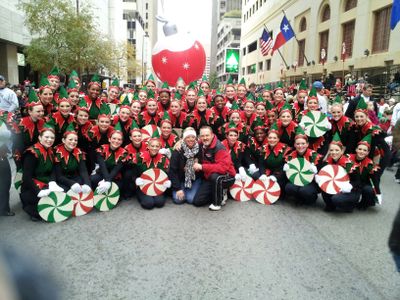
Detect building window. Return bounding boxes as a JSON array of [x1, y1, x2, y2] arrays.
[[123, 0, 136, 2], [247, 40, 257, 53], [319, 30, 329, 61], [299, 17, 307, 32], [242, 67, 246, 75], [265, 59, 271, 70], [260, 0, 262, 7], [256, 1, 258, 10], [258, 61, 263, 71], [242, 47, 246, 55], [372, 6, 391, 53], [253, 4, 255, 14], [146, 3, 148, 9], [298, 39, 306, 66], [344, 0, 357, 11], [342, 20, 355, 58], [321, 4, 330, 22], [247, 64, 256, 74]]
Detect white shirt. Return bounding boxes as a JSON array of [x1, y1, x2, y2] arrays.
[[0, 87, 19, 112], [317, 93, 328, 114], [391, 102, 400, 127]]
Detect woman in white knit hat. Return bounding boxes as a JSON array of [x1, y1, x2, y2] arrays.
[[168, 127, 201, 204]]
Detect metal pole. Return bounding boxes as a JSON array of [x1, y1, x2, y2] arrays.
[[263, 25, 290, 69]]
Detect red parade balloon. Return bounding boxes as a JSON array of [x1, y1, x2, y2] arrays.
[[152, 34, 206, 86]]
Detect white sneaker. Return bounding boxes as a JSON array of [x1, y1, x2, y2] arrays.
[[209, 204, 222, 211]]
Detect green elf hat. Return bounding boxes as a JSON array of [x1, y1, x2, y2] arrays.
[[76, 97, 89, 112], [113, 121, 123, 133], [295, 125, 308, 140], [109, 78, 120, 91], [355, 96, 368, 114], [151, 127, 160, 138], [268, 121, 280, 136], [246, 92, 255, 104], [274, 81, 284, 93], [39, 74, 51, 91], [187, 81, 197, 91], [358, 133, 372, 149], [120, 94, 131, 109], [200, 74, 209, 85], [26, 89, 41, 107], [307, 86, 318, 100], [264, 83, 272, 91], [330, 131, 343, 148], [174, 90, 183, 101], [48, 66, 60, 79], [226, 75, 234, 86], [57, 86, 70, 104], [255, 96, 266, 107], [253, 116, 265, 131], [41, 118, 55, 133], [230, 100, 240, 113], [238, 77, 246, 87], [69, 70, 79, 80], [333, 94, 342, 104], [130, 119, 140, 132], [197, 88, 205, 97], [159, 81, 170, 94], [226, 119, 239, 133], [89, 73, 101, 88], [265, 99, 275, 112], [132, 92, 140, 101], [147, 88, 155, 99], [298, 79, 308, 93], [98, 102, 111, 119], [146, 74, 156, 85], [176, 77, 185, 85], [279, 101, 292, 116], [67, 78, 78, 93], [64, 122, 77, 136], [212, 88, 225, 100], [160, 110, 172, 126]]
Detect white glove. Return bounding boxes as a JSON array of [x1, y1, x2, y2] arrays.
[[103, 181, 111, 191], [340, 182, 353, 193], [235, 173, 241, 181], [259, 175, 268, 182], [283, 163, 289, 172], [71, 183, 82, 194], [81, 184, 92, 194], [238, 167, 247, 181], [95, 180, 107, 194], [314, 175, 321, 184], [163, 180, 171, 188], [48, 181, 64, 192], [135, 177, 144, 186], [159, 148, 171, 158], [326, 122, 332, 130], [37, 189, 51, 198], [376, 194, 383, 205], [268, 175, 277, 182], [309, 163, 318, 174], [225, 101, 232, 109], [248, 164, 259, 175]]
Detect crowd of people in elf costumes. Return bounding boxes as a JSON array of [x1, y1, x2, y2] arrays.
[[0, 66, 393, 222]]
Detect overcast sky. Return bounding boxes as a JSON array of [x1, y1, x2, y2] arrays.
[[157, 0, 212, 54]]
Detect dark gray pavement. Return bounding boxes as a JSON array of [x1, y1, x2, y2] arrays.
[[1, 166, 399, 300]]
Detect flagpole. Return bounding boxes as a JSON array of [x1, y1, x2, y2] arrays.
[[263, 25, 290, 70], [281, 9, 310, 66]]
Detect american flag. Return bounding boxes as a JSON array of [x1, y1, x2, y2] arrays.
[[260, 29, 273, 56]]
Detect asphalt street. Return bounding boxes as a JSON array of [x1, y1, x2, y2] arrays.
[[1, 164, 399, 300]]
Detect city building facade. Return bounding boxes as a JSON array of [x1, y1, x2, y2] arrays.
[[240, 0, 400, 85]]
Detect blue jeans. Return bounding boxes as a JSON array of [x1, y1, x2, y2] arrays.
[[172, 179, 202, 204]]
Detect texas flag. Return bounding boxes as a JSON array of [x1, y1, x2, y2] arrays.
[[272, 16, 295, 54]]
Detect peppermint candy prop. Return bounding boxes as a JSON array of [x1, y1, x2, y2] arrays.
[[317, 165, 350, 195], [67, 189, 94, 217], [300, 111, 330, 138], [14, 169, 23, 193], [141, 125, 161, 142], [252, 178, 281, 205], [229, 175, 254, 202], [37, 191, 73, 223], [139, 168, 169, 196], [286, 157, 315, 186], [94, 182, 120, 211]]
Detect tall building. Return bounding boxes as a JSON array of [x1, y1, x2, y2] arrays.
[[0, 0, 31, 84], [240, 0, 400, 85], [210, 0, 241, 77]]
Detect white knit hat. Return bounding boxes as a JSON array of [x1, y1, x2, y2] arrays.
[[183, 128, 197, 139]]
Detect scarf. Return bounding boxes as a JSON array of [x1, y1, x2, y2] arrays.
[[181, 141, 199, 188]]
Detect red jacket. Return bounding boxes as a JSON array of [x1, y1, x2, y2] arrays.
[[200, 135, 236, 179]]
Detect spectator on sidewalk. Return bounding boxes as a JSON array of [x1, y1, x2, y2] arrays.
[[345, 84, 378, 119], [0, 75, 19, 113]]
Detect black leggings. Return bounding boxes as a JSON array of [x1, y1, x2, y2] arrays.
[[192, 173, 235, 207]]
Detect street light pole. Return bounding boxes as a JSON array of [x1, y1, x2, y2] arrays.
[[141, 32, 149, 85]]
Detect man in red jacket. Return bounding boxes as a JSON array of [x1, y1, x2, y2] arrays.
[[192, 126, 236, 211]]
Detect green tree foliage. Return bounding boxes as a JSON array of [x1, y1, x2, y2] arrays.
[[209, 71, 219, 89], [19, 0, 117, 75]]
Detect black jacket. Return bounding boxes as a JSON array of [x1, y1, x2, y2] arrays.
[[168, 147, 201, 191], [345, 94, 378, 119]]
